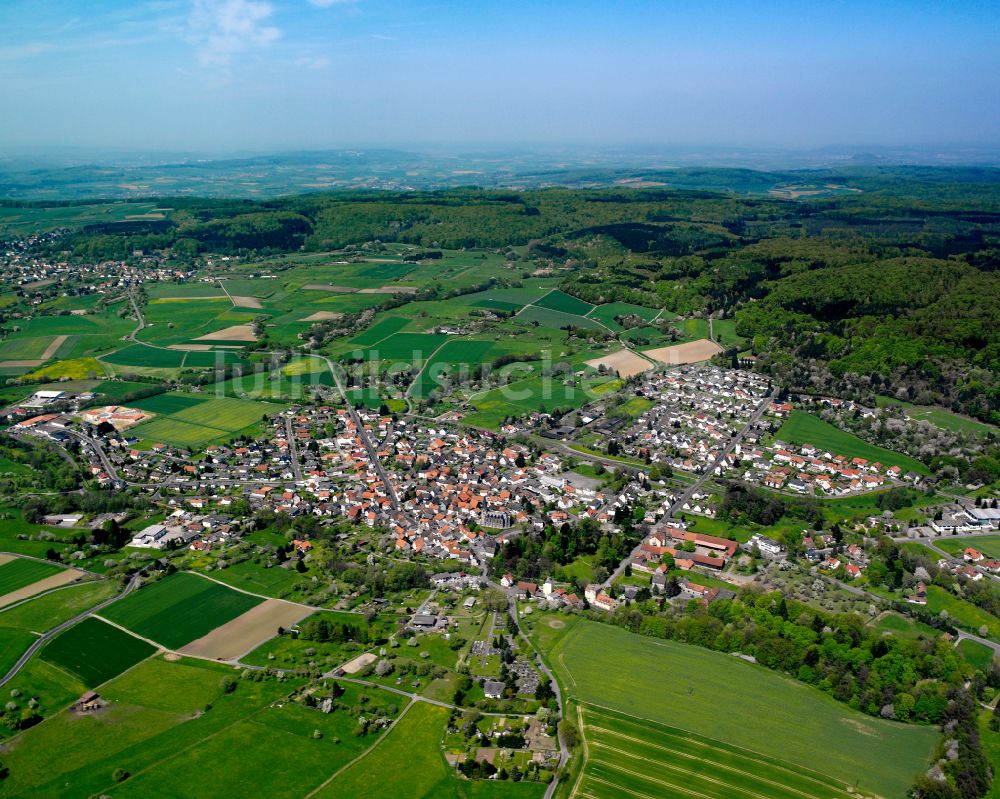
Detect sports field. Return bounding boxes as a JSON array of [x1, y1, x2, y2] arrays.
[[776, 410, 929, 474], [577, 705, 865, 799], [99, 572, 264, 650], [548, 621, 936, 798], [40, 617, 156, 687]]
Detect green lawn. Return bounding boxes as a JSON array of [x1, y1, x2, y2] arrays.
[[316, 701, 545, 799], [40, 617, 156, 687], [777, 411, 929, 474], [100, 572, 264, 649], [0, 557, 64, 596], [547, 621, 937, 798]]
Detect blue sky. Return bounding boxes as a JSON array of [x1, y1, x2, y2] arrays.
[[1, 0, 998, 151]]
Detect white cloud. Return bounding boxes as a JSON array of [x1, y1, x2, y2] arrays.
[[188, 0, 280, 67], [295, 56, 330, 70]]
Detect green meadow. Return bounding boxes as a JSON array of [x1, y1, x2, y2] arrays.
[[547, 621, 937, 798], [776, 410, 929, 474]]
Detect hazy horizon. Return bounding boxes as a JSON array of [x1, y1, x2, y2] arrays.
[[2, 0, 999, 153]]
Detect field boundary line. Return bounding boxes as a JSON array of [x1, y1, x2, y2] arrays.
[[589, 759, 719, 799], [587, 732, 834, 799], [190, 570, 366, 614], [580, 702, 857, 790], [0, 579, 104, 617], [568, 704, 589, 799], [302, 698, 416, 799], [590, 742, 808, 799], [90, 613, 168, 651], [580, 773, 659, 799]]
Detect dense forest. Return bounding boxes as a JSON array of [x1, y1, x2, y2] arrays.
[[19, 167, 1000, 424]]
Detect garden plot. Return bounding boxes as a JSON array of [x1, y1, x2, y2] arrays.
[[179, 598, 312, 661], [644, 338, 722, 364], [585, 348, 654, 378]]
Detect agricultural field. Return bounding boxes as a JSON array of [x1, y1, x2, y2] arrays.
[[517, 304, 606, 331], [99, 572, 265, 650], [40, 617, 156, 687], [0, 655, 314, 797], [128, 392, 279, 447], [534, 289, 595, 316], [315, 701, 545, 799], [101, 344, 186, 369], [0, 627, 37, 675], [545, 620, 937, 798], [178, 598, 312, 661], [0, 579, 117, 633], [642, 338, 722, 365], [0, 556, 81, 608], [577, 705, 866, 799], [776, 410, 929, 474]]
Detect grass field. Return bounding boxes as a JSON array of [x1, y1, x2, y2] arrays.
[[130, 393, 277, 447], [925, 585, 1000, 641], [41, 617, 156, 687], [0, 655, 312, 797], [203, 559, 309, 599], [936, 535, 1000, 561], [0, 627, 37, 676], [100, 572, 264, 650], [586, 301, 660, 332], [546, 621, 936, 798], [517, 304, 606, 331], [316, 701, 545, 799], [101, 345, 186, 368], [535, 289, 595, 316], [958, 638, 996, 671], [350, 315, 411, 345], [776, 411, 929, 474], [578, 705, 866, 799], [0, 557, 63, 595], [0, 580, 116, 633]]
